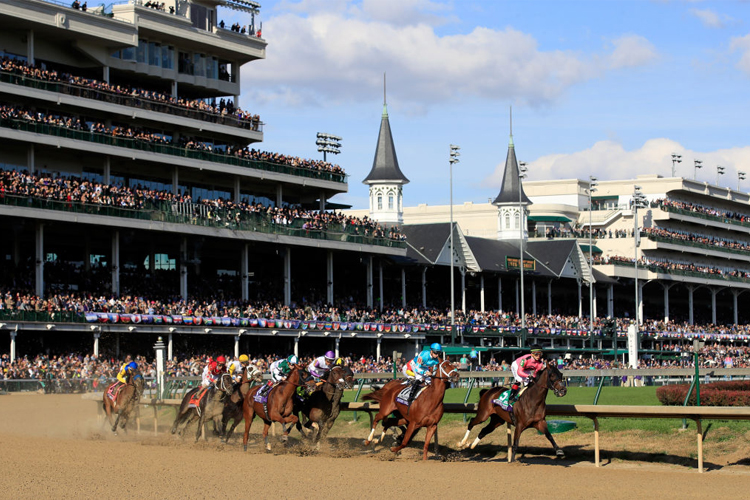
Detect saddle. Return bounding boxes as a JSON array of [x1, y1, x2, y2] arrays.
[[188, 386, 211, 416], [107, 382, 123, 402], [492, 385, 529, 412], [395, 382, 426, 407]]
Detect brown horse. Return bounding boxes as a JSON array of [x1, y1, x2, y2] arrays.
[[171, 372, 234, 441], [363, 359, 459, 460], [457, 359, 567, 461], [102, 371, 144, 434], [293, 364, 355, 443], [220, 364, 263, 443], [241, 366, 314, 452]]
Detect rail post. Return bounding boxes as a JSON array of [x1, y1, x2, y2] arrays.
[[352, 378, 366, 422], [463, 377, 475, 422]]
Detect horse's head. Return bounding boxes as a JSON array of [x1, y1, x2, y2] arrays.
[[294, 367, 318, 394], [328, 365, 354, 390], [436, 360, 459, 384], [217, 372, 234, 396], [246, 364, 263, 383], [545, 360, 567, 397], [132, 373, 145, 397]]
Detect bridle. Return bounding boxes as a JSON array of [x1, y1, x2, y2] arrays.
[[544, 364, 568, 397], [432, 361, 459, 381], [215, 373, 233, 394]]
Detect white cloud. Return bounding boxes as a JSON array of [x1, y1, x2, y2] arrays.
[[690, 8, 732, 29], [731, 34, 750, 76], [243, 2, 658, 108], [606, 35, 658, 69], [484, 138, 750, 186]]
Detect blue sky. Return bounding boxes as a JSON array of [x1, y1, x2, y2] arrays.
[[224, 0, 750, 208]]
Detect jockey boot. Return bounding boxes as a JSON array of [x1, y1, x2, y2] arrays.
[[406, 380, 420, 407], [508, 384, 520, 404]]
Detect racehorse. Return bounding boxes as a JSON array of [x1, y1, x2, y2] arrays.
[[363, 359, 459, 460], [171, 372, 234, 441], [293, 363, 355, 443], [241, 366, 314, 452], [457, 359, 567, 461], [220, 364, 263, 443], [102, 371, 145, 434]]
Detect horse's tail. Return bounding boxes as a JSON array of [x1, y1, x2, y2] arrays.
[[361, 389, 383, 402]]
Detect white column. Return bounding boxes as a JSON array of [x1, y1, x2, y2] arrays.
[[234, 335, 240, 359], [378, 261, 384, 311], [335, 337, 340, 358], [421, 267, 427, 308], [153, 337, 165, 400], [27, 145, 35, 174], [294, 337, 299, 357], [168, 333, 173, 360], [688, 286, 695, 325], [547, 280, 553, 315], [514, 279, 519, 315], [711, 288, 718, 325], [577, 281, 583, 318], [480, 275, 485, 312], [179, 237, 188, 300], [171, 80, 178, 98], [234, 176, 241, 203], [608, 284, 614, 318], [103, 157, 111, 185], [35, 222, 44, 298], [240, 244, 249, 301], [283, 247, 291, 306], [414, 340, 420, 357], [327, 251, 334, 305], [638, 282, 645, 325], [27, 29, 34, 65], [401, 268, 406, 309], [10, 330, 17, 363], [532, 280, 537, 315], [102, 65, 110, 83], [663, 283, 670, 323], [498, 277, 503, 311], [366, 256, 374, 308], [276, 184, 283, 207], [460, 269, 466, 313], [93, 332, 100, 357], [376, 337, 382, 361], [592, 286, 598, 320]]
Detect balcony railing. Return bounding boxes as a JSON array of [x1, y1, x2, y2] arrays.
[[646, 233, 750, 258], [0, 118, 347, 184], [0, 71, 261, 132], [602, 259, 750, 284], [659, 204, 750, 230], [0, 194, 405, 248]]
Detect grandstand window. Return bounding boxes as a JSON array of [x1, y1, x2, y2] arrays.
[[145, 254, 175, 271], [514, 211, 519, 229], [377, 195, 383, 210], [136, 39, 147, 64], [162, 46, 174, 70], [207, 57, 218, 79], [190, 4, 208, 30], [178, 52, 193, 75], [121, 46, 135, 61], [388, 194, 394, 210], [149, 42, 161, 66], [110, 50, 120, 59], [194, 53, 205, 77], [504, 212, 510, 229], [45, 253, 57, 262]]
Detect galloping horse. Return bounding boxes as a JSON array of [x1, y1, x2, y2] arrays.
[[363, 359, 459, 460], [457, 359, 567, 461], [293, 363, 355, 443], [241, 366, 314, 452], [171, 372, 234, 441], [102, 371, 144, 434], [220, 364, 263, 442]]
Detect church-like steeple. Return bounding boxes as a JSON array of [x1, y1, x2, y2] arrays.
[[364, 75, 408, 225]]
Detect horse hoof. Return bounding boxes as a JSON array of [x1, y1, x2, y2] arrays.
[[556, 450, 565, 458], [243, 445, 248, 452], [363, 440, 371, 446]]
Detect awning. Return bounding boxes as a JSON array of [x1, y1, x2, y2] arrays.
[[602, 349, 629, 355], [580, 244, 603, 254], [592, 195, 618, 201], [426, 346, 489, 355], [528, 215, 572, 223]]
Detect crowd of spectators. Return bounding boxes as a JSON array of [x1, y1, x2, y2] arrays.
[[644, 226, 750, 253], [0, 169, 401, 241], [71, 0, 87, 11], [595, 255, 750, 281], [218, 20, 261, 37], [0, 56, 259, 130], [656, 198, 750, 225], [542, 227, 633, 239], [0, 103, 344, 178]]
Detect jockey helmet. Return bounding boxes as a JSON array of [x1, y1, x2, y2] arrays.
[[287, 355, 299, 365], [216, 355, 226, 364], [324, 351, 335, 360], [529, 344, 543, 353], [239, 354, 249, 363], [334, 358, 344, 366], [430, 343, 442, 353], [127, 361, 137, 371]]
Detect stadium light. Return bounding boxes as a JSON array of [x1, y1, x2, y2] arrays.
[[449, 144, 460, 345], [588, 176, 599, 336], [694, 159, 702, 180], [671, 153, 682, 178], [739, 171, 746, 191], [632, 186, 648, 326], [316, 132, 342, 162], [717, 165, 726, 186], [519, 161, 528, 328]]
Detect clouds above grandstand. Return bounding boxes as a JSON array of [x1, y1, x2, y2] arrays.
[[233, 0, 750, 207]]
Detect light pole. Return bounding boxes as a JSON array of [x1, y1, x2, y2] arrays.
[[316, 132, 342, 162], [588, 176, 598, 335], [449, 144, 460, 345], [519, 161, 528, 328], [739, 171, 746, 191], [671, 153, 682, 177], [632, 186, 648, 325], [694, 159, 702, 180], [716, 165, 726, 186]]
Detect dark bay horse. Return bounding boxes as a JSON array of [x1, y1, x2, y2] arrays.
[[293, 364, 355, 443], [102, 371, 144, 434], [241, 366, 314, 452], [457, 359, 567, 461], [171, 373, 234, 441], [220, 364, 263, 443], [363, 359, 459, 460]]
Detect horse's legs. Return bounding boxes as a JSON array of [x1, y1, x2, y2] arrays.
[[195, 413, 205, 442], [458, 401, 493, 447], [433, 427, 440, 457], [535, 420, 565, 457], [390, 421, 418, 455], [470, 413, 506, 450], [422, 424, 438, 461], [364, 411, 387, 445], [510, 422, 524, 462], [262, 421, 272, 452], [242, 408, 256, 452]]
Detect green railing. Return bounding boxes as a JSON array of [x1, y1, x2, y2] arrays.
[[0, 71, 262, 132], [0, 118, 347, 184], [0, 194, 405, 248], [647, 233, 750, 257], [659, 204, 750, 230], [604, 259, 750, 284], [0, 310, 84, 323]]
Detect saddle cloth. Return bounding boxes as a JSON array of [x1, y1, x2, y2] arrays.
[[395, 383, 426, 407], [188, 387, 211, 409], [107, 382, 122, 402], [254, 384, 273, 404], [492, 386, 529, 412]]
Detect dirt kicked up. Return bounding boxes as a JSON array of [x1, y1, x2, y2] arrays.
[[0, 394, 748, 500]]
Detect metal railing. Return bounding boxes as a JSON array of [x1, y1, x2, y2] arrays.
[[646, 233, 750, 258], [659, 203, 750, 230], [603, 259, 750, 284]]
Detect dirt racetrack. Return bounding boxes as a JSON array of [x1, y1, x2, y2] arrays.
[[0, 394, 749, 499]]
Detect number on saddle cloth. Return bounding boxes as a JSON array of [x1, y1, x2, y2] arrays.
[[395, 383, 425, 407], [107, 382, 122, 402], [492, 389, 514, 412], [188, 386, 211, 415]]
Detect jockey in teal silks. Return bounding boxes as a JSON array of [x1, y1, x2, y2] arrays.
[[402, 343, 442, 405]]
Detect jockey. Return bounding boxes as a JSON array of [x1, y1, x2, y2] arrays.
[[228, 354, 250, 382], [269, 357, 292, 385], [116, 361, 138, 385], [307, 351, 336, 382], [403, 343, 442, 385], [494, 344, 546, 409], [201, 355, 227, 387]]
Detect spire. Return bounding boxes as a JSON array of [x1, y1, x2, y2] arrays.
[[492, 107, 530, 205], [363, 80, 410, 185]]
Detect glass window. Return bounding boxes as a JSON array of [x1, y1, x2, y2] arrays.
[[388, 194, 394, 210], [207, 57, 218, 79], [178, 52, 192, 75], [514, 211, 519, 229], [149, 43, 160, 66], [377, 195, 382, 210], [504, 213, 510, 229], [162, 46, 174, 70], [136, 39, 147, 63], [110, 50, 120, 59], [194, 53, 205, 77], [121, 46, 135, 61]]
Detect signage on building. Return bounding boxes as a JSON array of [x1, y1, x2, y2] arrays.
[[506, 257, 535, 271]]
